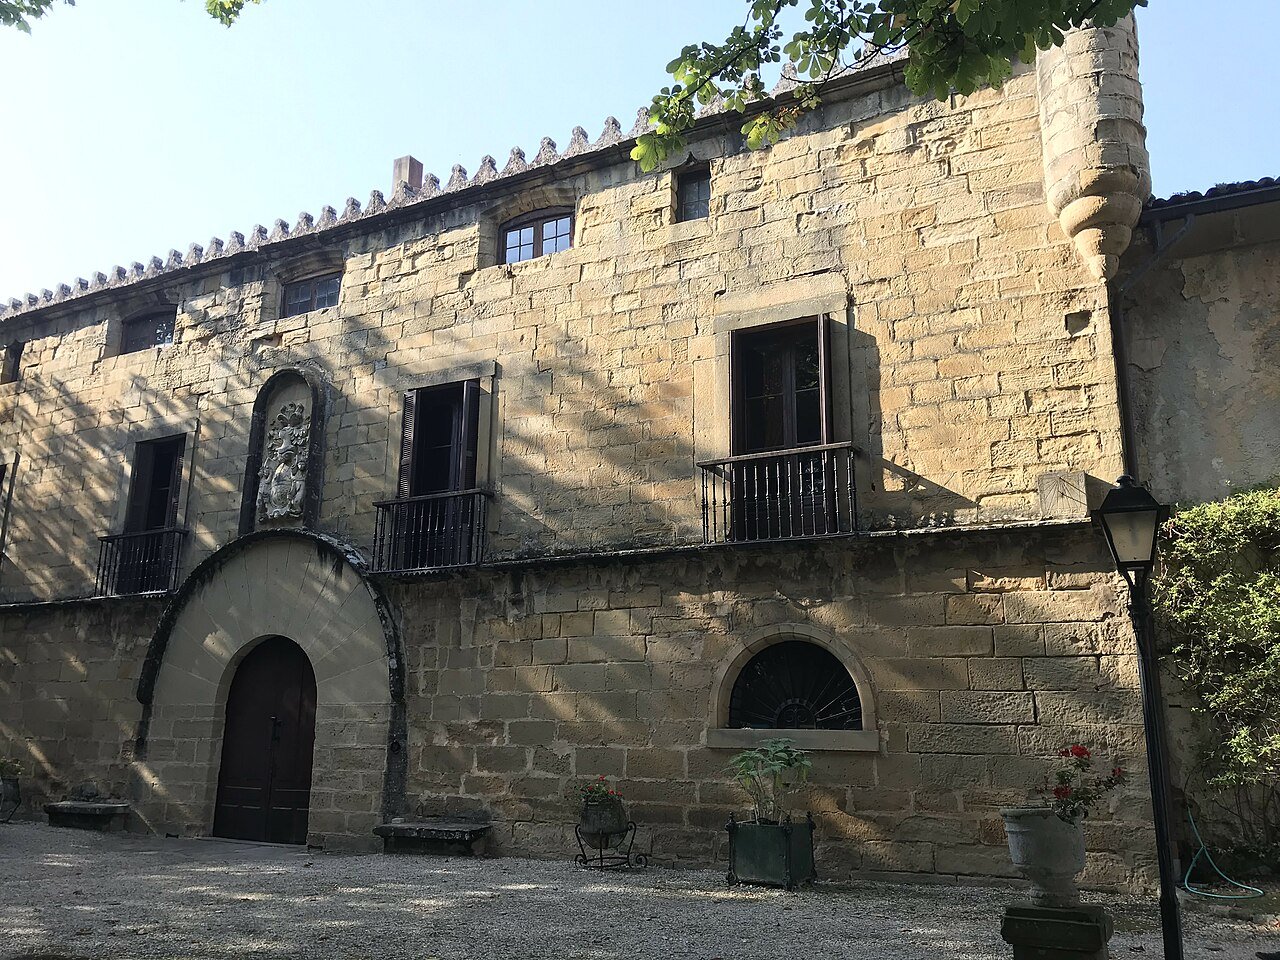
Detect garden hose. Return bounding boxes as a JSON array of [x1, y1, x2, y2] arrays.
[[1181, 808, 1265, 900]]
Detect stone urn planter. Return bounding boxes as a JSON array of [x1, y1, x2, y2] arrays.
[[579, 795, 628, 849], [1001, 806, 1087, 907]]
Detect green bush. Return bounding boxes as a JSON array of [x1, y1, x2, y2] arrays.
[[1153, 485, 1280, 863]]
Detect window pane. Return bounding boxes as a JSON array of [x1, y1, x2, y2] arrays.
[[314, 276, 341, 309], [677, 170, 711, 221]]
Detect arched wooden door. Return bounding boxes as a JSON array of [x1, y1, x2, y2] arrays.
[[213, 635, 316, 844]]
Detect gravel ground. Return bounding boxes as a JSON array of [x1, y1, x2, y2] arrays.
[[1, 822, 1278, 960]]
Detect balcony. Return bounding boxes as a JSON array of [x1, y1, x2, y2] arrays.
[[372, 489, 491, 573], [697, 442, 859, 544], [95, 527, 188, 596]]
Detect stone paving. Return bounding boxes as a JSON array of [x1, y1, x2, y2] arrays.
[[1, 823, 1277, 960]]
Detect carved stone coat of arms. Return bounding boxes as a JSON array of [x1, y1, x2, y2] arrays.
[[257, 401, 310, 522]]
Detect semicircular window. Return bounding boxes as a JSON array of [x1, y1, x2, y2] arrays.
[[728, 640, 862, 731]]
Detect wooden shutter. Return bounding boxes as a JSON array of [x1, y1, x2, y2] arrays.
[[165, 435, 187, 528], [459, 380, 481, 490], [397, 389, 419, 500], [817, 314, 833, 444], [124, 442, 155, 532]]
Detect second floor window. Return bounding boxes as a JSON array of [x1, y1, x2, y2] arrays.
[[502, 208, 574, 264], [121, 311, 176, 355], [398, 381, 481, 499], [283, 273, 341, 318], [126, 435, 186, 532]]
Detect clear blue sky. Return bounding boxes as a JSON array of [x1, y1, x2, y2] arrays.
[[0, 0, 1274, 296]]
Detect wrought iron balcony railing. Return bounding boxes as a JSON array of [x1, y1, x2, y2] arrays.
[[95, 527, 188, 596], [372, 488, 491, 573], [697, 442, 859, 544]]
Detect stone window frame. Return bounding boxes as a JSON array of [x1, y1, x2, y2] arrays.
[[104, 290, 183, 361], [707, 622, 880, 752], [261, 249, 347, 326], [693, 272, 858, 466], [478, 185, 580, 270]]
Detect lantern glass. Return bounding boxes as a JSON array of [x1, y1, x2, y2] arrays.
[[1095, 475, 1165, 582], [1101, 507, 1160, 569]]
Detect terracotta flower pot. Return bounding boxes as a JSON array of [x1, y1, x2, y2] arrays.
[[1001, 806, 1086, 907]]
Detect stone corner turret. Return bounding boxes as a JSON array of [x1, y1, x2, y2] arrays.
[[1036, 15, 1151, 281]]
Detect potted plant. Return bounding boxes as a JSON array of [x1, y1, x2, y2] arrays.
[[1002, 744, 1125, 907], [578, 776, 627, 846], [0, 758, 20, 823], [725, 738, 816, 889]]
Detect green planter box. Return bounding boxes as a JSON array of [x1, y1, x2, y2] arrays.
[[726, 815, 816, 889]]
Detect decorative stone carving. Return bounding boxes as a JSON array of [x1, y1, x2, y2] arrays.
[[256, 401, 311, 523]]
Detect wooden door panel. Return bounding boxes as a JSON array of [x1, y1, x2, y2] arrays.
[[213, 636, 316, 844]]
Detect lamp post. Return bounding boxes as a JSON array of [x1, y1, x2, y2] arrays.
[[1093, 475, 1182, 960]]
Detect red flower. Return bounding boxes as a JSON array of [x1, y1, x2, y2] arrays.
[[1112, 767, 1124, 778], [1053, 785, 1073, 799], [1069, 745, 1090, 759], [1059, 749, 1071, 757]]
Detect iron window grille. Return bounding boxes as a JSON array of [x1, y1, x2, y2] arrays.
[[502, 208, 574, 264], [121, 311, 176, 355], [282, 273, 342, 318], [676, 168, 711, 222], [728, 640, 863, 730]]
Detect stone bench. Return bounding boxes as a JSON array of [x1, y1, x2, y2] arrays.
[[45, 800, 130, 832], [374, 818, 491, 856]]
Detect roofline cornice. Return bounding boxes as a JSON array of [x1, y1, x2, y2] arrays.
[[1, 54, 908, 329]]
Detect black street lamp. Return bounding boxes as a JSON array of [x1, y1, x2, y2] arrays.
[[1094, 475, 1182, 960]]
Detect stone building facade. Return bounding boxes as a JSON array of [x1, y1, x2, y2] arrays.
[[0, 20, 1173, 888]]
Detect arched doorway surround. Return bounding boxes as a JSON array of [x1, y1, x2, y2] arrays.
[[130, 530, 406, 849]]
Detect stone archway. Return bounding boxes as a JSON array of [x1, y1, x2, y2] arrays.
[[129, 530, 405, 850]]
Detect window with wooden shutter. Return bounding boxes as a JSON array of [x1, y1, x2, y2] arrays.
[[381, 380, 485, 572], [126, 435, 186, 532], [731, 317, 832, 454]]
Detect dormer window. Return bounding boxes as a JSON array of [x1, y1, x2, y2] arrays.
[[121, 310, 176, 355], [282, 273, 341, 318], [502, 208, 574, 264]]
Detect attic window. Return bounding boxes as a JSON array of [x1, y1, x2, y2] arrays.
[[502, 208, 574, 264], [121, 311, 176, 355], [676, 167, 711, 222], [283, 273, 341, 318]]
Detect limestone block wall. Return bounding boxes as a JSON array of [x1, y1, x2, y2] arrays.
[[0, 598, 158, 806], [0, 65, 1125, 604], [1121, 221, 1280, 505], [392, 526, 1154, 889]]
